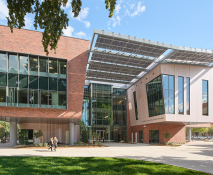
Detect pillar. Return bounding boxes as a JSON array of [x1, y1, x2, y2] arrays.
[[69, 123, 74, 145], [135, 132, 137, 143], [10, 121, 17, 146], [188, 128, 191, 142], [131, 132, 133, 143]]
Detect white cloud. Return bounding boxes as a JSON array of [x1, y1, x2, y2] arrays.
[[61, 0, 71, 9], [0, 0, 8, 20], [24, 16, 33, 29], [107, 15, 121, 29], [115, 0, 123, 15], [63, 26, 74, 37], [126, 1, 146, 17], [70, 7, 91, 28], [75, 31, 87, 39]]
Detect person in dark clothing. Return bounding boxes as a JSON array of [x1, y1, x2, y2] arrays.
[[48, 137, 53, 151], [103, 137, 105, 143], [53, 137, 58, 151]]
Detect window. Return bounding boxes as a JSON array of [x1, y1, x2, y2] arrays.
[[39, 77, 48, 90], [8, 74, 18, 87], [178, 77, 184, 114], [133, 91, 138, 120], [39, 58, 47, 76], [19, 75, 28, 88], [29, 57, 38, 75], [202, 80, 208, 116], [19, 56, 28, 74], [49, 91, 57, 108], [0, 72, 7, 86], [49, 59, 58, 77], [40, 90, 48, 108], [19, 89, 28, 107], [29, 89, 38, 107], [58, 92, 66, 109], [186, 78, 190, 115], [9, 54, 18, 73], [149, 130, 159, 143], [0, 87, 6, 106], [162, 75, 174, 114], [146, 75, 164, 117], [29, 76, 38, 89], [49, 78, 57, 91], [59, 61, 66, 78], [0, 53, 7, 72], [58, 79, 66, 91]]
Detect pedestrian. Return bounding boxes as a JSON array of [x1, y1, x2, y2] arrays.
[[102, 136, 105, 143], [3, 136, 5, 143], [53, 137, 58, 151], [48, 137, 53, 151]]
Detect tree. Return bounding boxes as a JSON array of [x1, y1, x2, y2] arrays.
[[163, 132, 171, 143], [6, 0, 117, 55], [92, 132, 100, 144], [208, 125, 213, 136], [0, 125, 5, 138]]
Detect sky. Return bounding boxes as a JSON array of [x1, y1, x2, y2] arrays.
[[1, 0, 213, 50]]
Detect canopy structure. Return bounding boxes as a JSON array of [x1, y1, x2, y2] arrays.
[[87, 29, 213, 88]]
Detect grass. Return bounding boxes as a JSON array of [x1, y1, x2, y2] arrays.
[[0, 157, 209, 175]]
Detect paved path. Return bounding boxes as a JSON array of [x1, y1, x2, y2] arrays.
[[0, 141, 213, 174]]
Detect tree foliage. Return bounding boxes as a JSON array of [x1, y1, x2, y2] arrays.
[[34, 130, 43, 138], [191, 128, 208, 135], [163, 132, 171, 142], [208, 125, 213, 135], [6, 0, 117, 55]]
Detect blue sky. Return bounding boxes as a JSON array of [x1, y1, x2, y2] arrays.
[[1, 0, 213, 49]]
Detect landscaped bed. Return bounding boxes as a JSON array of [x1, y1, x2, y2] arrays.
[[0, 157, 209, 175]]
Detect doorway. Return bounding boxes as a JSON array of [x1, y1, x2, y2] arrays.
[[149, 130, 159, 143], [96, 130, 104, 141], [139, 130, 143, 143], [19, 129, 33, 144]]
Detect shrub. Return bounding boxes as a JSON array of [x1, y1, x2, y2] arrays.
[[170, 142, 175, 146], [44, 143, 48, 147], [78, 141, 82, 146], [39, 143, 43, 147], [97, 142, 101, 146], [66, 145, 67, 148], [34, 143, 39, 147], [165, 142, 169, 145], [74, 142, 78, 146], [127, 139, 131, 143], [82, 130, 89, 143]]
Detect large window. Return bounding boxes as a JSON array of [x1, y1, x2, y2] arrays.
[[149, 130, 159, 143], [19, 89, 28, 107], [29, 57, 38, 75], [8, 74, 18, 87], [0, 72, 7, 86], [162, 75, 174, 114], [49, 59, 58, 77], [0, 87, 6, 106], [19, 56, 28, 74], [202, 80, 208, 116], [9, 54, 18, 73], [186, 78, 190, 115], [0, 53, 7, 72], [19, 75, 28, 88], [59, 61, 66, 78], [39, 58, 47, 76], [146, 75, 164, 117], [178, 77, 184, 114], [133, 91, 138, 120]]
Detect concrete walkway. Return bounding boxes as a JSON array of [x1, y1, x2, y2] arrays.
[[0, 141, 213, 174]]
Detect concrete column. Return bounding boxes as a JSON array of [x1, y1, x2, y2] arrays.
[[10, 121, 17, 146], [188, 128, 191, 142], [131, 132, 133, 143], [69, 123, 74, 145], [135, 132, 137, 143]]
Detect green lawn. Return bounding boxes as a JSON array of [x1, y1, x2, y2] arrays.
[[0, 157, 209, 175]]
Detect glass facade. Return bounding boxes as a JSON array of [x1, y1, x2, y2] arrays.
[[186, 78, 190, 115], [81, 84, 127, 142], [0, 52, 67, 109], [202, 80, 208, 116], [146, 75, 164, 117], [133, 91, 138, 120], [149, 130, 159, 143], [162, 75, 174, 114], [178, 77, 184, 114]]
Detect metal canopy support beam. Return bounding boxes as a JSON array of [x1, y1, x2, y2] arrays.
[[86, 78, 129, 84], [88, 60, 149, 72], [91, 49, 154, 62]]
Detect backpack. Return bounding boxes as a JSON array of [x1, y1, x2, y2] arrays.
[[49, 140, 52, 145]]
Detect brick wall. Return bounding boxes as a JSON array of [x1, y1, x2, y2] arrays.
[[0, 25, 89, 120]]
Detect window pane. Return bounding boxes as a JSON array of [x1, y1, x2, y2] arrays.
[[49, 78, 57, 91], [49, 59, 58, 77], [164, 90, 168, 99], [19, 75, 28, 88], [0, 53, 7, 72], [165, 99, 169, 114], [169, 99, 174, 114], [0, 87, 6, 106], [202, 80, 207, 93], [19, 89, 28, 107], [58, 79, 66, 91], [29, 89, 38, 107], [19, 56, 28, 74], [39, 77, 48, 90], [133, 91, 138, 120], [202, 80, 208, 115], [159, 99, 165, 114], [178, 77, 183, 90], [178, 99, 183, 114], [58, 92, 66, 109], [0, 72, 7, 86], [8, 73, 18, 87], [49, 91, 57, 108], [59, 61, 66, 78], [163, 75, 168, 89], [8, 88, 17, 106], [29, 57, 38, 75], [169, 76, 174, 90], [9, 55, 18, 73], [39, 58, 47, 76], [29, 76, 38, 89], [40, 90, 48, 108]]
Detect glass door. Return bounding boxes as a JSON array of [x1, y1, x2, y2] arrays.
[[149, 130, 159, 143], [8, 87, 17, 106], [139, 130, 143, 143]]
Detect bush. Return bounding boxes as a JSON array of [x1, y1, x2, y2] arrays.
[[44, 143, 48, 147], [82, 130, 89, 143], [74, 142, 78, 146], [127, 139, 131, 143], [170, 142, 175, 146], [39, 143, 43, 147], [78, 141, 82, 146], [97, 142, 101, 146], [165, 142, 169, 145], [34, 143, 39, 147]]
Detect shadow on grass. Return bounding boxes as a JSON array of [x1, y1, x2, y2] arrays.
[[0, 157, 209, 175]]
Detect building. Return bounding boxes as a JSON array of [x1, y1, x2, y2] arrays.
[[0, 25, 212, 146]]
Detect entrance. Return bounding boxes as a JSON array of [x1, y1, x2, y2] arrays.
[[8, 88, 17, 106], [149, 130, 159, 143], [19, 129, 33, 144], [96, 130, 104, 141], [139, 130, 143, 143]]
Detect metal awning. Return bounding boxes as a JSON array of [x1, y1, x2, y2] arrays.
[[87, 29, 213, 88]]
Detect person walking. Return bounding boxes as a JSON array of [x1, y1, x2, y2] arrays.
[[102, 136, 105, 143], [53, 137, 58, 151], [48, 137, 53, 151]]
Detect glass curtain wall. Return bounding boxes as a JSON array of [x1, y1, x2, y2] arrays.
[[186, 78, 190, 115], [146, 75, 164, 117], [133, 91, 138, 120], [202, 80, 208, 115], [0, 52, 67, 109], [178, 77, 184, 114], [162, 75, 174, 114]]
